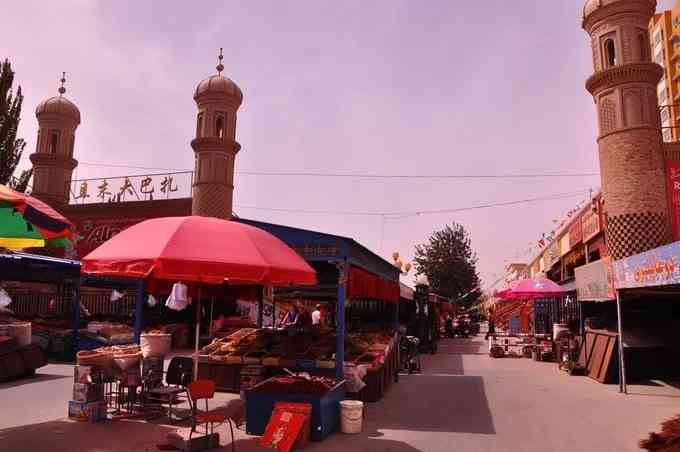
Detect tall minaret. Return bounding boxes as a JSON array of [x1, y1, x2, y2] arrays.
[[583, 0, 671, 260], [30, 73, 80, 205], [191, 49, 243, 219]]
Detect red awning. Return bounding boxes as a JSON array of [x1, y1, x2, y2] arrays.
[[347, 266, 399, 302], [81, 216, 317, 287]]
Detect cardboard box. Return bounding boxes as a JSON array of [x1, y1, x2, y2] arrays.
[[73, 383, 105, 403], [68, 400, 107, 422]]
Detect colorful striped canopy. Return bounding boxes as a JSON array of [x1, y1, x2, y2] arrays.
[[0, 184, 73, 249]]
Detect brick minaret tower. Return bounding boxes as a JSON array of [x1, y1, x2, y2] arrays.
[[191, 49, 243, 219], [30, 73, 79, 205], [583, 0, 671, 260]]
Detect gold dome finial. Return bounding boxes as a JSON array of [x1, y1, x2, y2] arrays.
[[58, 72, 66, 96], [216, 48, 224, 75]]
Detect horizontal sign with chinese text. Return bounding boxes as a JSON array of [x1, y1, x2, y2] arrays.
[[613, 241, 680, 289], [69, 171, 193, 205]]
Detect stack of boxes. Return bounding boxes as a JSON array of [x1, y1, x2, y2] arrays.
[[68, 365, 106, 422]]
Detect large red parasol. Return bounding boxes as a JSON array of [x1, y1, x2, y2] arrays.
[[81, 216, 317, 287], [496, 277, 565, 300]]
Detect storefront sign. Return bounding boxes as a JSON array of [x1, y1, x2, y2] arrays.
[[613, 241, 680, 289], [545, 241, 560, 268], [69, 171, 192, 205], [291, 244, 340, 258], [72, 217, 146, 258], [665, 160, 680, 241], [582, 208, 601, 242], [568, 216, 583, 246], [575, 257, 614, 301], [559, 233, 570, 257]]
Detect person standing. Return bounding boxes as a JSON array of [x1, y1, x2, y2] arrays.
[[312, 304, 322, 326]]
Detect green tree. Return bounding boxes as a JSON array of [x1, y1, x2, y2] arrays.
[[0, 58, 31, 192], [414, 222, 481, 307]]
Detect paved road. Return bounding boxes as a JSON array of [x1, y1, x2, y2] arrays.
[[1, 336, 678, 451]]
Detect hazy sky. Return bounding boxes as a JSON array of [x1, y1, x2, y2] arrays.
[[4, 1, 676, 290]]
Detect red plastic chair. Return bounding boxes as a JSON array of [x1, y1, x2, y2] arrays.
[[187, 379, 235, 452]]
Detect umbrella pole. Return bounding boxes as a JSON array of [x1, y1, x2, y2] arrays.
[[194, 284, 202, 381]]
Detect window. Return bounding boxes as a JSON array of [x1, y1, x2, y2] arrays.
[[605, 39, 616, 67], [638, 34, 648, 61], [661, 106, 670, 123], [655, 50, 665, 67], [663, 127, 673, 142], [660, 88, 669, 106], [654, 28, 663, 47], [215, 115, 224, 139], [49, 131, 59, 154], [196, 112, 204, 138]]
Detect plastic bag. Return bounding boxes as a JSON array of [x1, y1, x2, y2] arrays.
[[147, 294, 158, 307], [166, 282, 189, 311], [111, 289, 124, 302], [0, 288, 12, 307]]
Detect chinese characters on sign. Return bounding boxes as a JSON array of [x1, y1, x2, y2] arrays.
[[291, 244, 340, 258], [69, 172, 192, 204], [613, 241, 680, 289]]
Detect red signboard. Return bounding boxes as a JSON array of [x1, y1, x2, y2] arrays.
[[568, 215, 583, 247], [665, 160, 680, 241], [72, 217, 146, 258], [582, 208, 601, 242]]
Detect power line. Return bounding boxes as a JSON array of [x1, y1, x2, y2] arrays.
[[235, 189, 591, 217], [19, 157, 600, 180]]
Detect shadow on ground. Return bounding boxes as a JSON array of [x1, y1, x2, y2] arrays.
[[0, 418, 177, 452], [373, 375, 495, 434]]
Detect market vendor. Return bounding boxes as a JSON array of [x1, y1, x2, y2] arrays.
[[282, 305, 299, 327]]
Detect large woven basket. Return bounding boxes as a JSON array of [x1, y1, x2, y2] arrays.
[[140, 333, 171, 358], [76, 349, 115, 369]]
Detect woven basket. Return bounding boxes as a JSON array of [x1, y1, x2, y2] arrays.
[[76, 349, 115, 369], [140, 333, 171, 358], [113, 351, 142, 371]]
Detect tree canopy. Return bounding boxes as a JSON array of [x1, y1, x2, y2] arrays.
[[413, 222, 481, 307], [0, 58, 31, 192]]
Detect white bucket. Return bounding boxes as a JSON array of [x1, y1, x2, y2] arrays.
[[553, 323, 568, 341], [340, 400, 364, 434], [9, 322, 31, 347]]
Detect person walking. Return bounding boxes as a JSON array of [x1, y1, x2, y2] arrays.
[[485, 307, 496, 340]]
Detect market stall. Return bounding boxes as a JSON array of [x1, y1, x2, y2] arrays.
[[611, 241, 680, 393], [232, 219, 402, 402]]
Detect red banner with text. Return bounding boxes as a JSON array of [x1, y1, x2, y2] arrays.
[[665, 160, 680, 241], [72, 217, 146, 258]]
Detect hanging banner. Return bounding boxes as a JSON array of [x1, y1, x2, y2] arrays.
[[613, 241, 680, 289], [575, 257, 615, 301], [665, 160, 680, 241]]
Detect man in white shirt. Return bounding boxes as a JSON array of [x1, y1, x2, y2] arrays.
[[312, 304, 322, 326]]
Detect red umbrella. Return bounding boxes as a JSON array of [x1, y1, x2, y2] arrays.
[[81, 216, 317, 287], [496, 278, 565, 300]]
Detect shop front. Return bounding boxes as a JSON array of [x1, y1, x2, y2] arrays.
[[612, 241, 680, 390]]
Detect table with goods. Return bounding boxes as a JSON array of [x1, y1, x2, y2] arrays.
[[197, 326, 399, 403]]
